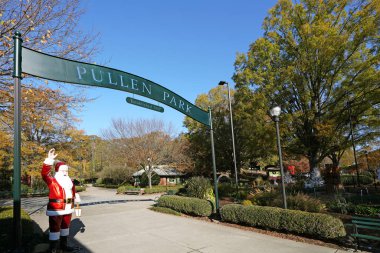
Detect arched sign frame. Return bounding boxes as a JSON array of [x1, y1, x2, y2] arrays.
[[11, 32, 219, 247]]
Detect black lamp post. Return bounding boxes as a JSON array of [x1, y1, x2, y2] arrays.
[[269, 105, 287, 209], [347, 101, 360, 186], [218, 81, 239, 197]]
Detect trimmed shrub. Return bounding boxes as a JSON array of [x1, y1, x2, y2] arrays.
[[144, 185, 183, 194], [220, 204, 346, 239], [185, 177, 213, 199], [157, 195, 213, 217], [341, 174, 373, 185], [354, 205, 380, 216], [75, 185, 86, 192], [93, 183, 119, 188], [149, 206, 182, 216]]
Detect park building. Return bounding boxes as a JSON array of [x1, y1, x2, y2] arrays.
[[132, 165, 186, 186]]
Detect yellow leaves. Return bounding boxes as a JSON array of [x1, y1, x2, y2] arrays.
[[315, 121, 336, 139], [301, 23, 311, 35], [40, 30, 52, 44]]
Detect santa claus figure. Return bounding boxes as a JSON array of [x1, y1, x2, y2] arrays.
[[41, 148, 80, 252]]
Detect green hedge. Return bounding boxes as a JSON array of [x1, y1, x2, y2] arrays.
[[220, 204, 346, 239], [353, 205, 380, 216], [93, 183, 119, 188], [157, 195, 213, 217], [117, 185, 184, 194], [116, 185, 136, 194], [149, 206, 182, 216], [0, 206, 34, 251], [341, 174, 373, 185], [145, 185, 184, 194], [76, 185, 86, 192]]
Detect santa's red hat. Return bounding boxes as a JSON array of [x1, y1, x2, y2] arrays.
[[55, 161, 68, 172]]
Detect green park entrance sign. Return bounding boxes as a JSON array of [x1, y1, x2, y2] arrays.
[[126, 97, 164, 113], [12, 32, 219, 249], [22, 47, 209, 126]]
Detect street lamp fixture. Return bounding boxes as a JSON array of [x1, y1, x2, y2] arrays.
[[218, 81, 239, 197], [269, 105, 287, 209]]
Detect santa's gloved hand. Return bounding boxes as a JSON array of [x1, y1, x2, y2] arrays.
[[48, 148, 58, 159], [44, 148, 58, 165]]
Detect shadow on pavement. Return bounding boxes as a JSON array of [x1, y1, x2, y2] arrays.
[[70, 218, 86, 238], [30, 218, 93, 253]]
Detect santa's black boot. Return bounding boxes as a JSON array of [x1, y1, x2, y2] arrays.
[[49, 240, 61, 253], [60, 236, 75, 252]]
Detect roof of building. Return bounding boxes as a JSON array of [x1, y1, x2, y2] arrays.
[[132, 165, 185, 177]]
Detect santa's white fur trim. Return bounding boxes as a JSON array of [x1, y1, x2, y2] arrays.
[[46, 209, 74, 216], [60, 228, 70, 236], [49, 232, 60, 241], [58, 164, 69, 171], [44, 158, 54, 165]]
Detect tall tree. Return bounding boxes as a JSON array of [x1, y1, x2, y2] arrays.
[[233, 86, 279, 167], [234, 0, 380, 173], [184, 86, 245, 176], [102, 118, 192, 188], [0, 0, 98, 184], [1, 0, 98, 123]]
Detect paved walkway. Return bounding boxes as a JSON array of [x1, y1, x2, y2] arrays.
[[27, 186, 352, 253]]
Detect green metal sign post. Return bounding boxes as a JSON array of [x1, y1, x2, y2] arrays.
[[126, 97, 164, 113], [12, 32, 220, 247], [12, 31, 23, 250], [209, 107, 219, 212]]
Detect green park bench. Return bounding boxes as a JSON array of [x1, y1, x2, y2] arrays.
[[346, 216, 380, 251]]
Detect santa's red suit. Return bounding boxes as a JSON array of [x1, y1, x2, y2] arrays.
[[42, 156, 80, 252]]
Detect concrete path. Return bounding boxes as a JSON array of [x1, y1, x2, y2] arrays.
[[30, 186, 350, 253]]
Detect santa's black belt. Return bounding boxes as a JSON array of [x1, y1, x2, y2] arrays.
[[49, 198, 73, 203]]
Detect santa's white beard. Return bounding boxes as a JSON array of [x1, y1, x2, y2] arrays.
[[55, 171, 73, 198]]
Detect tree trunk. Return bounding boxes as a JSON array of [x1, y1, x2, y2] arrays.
[[308, 151, 324, 187], [148, 170, 152, 189], [308, 153, 320, 176], [329, 153, 341, 191]]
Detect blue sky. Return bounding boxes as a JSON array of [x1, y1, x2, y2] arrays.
[[75, 0, 278, 136]]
